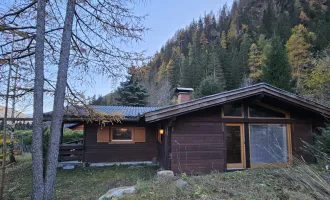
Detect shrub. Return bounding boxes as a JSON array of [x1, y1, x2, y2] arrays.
[[305, 125, 330, 164], [62, 129, 84, 143]]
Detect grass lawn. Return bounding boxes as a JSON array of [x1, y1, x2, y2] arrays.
[[5, 154, 330, 199], [5, 154, 157, 200]]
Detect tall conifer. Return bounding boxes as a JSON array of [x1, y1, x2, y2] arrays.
[[262, 36, 292, 91], [116, 68, 149, 106]]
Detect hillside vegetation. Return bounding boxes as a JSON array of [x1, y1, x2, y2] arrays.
[[92, 0, 330, 107], [132, 0, 330, 106]]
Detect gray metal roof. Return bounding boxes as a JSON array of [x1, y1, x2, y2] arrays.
[[44, 105, 161, 119], [90, 106, 160, 117]]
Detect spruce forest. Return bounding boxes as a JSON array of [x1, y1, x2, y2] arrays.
[[91, 0, 330, 107]]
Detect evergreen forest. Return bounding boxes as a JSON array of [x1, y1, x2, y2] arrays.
[[92, 0, 330, 107]]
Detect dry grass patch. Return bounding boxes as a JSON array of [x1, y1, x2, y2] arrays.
[[130, 166, 330, 200], [4, 154, 330, 200]]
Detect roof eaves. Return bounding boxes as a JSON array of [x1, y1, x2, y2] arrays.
[[145, 83, 330, 122], [145, 85, 265, 122]]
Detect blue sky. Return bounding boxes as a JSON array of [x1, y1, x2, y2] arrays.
[[88, 0, 233, 97]]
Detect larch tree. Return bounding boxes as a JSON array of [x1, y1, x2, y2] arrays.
[[0, 0, 148, 199], [305, 47, 330, 105], [286, 24, 314, 94], [262, 36, 292, 91], [156, 61, 168, 84], [32, 0, 46, 199], [220, 31, 227, 49], [248, 43, 263, 83]]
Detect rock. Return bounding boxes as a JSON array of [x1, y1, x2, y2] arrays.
[[63, 165, 75, 170], [174, 179, 187, 189], [98, 186, 136, 200], [157, 170, 174, 178]]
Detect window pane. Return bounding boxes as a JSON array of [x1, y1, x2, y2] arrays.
[[226, 126, 241, 164], [250, 124, 288, 164], [249, 104, 286, 118], [223, 102, 242, 117], [112, 128, 132, 140]]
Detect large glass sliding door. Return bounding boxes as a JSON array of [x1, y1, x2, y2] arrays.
[[249, 124, 292, 168]]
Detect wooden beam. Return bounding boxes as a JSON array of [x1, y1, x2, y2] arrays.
[[146, 87, 265, 122]]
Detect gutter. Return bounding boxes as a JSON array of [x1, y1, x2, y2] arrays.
[[0, 117, 140, 122]]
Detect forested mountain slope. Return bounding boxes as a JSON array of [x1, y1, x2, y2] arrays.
[[131, 0, 330, 106], [92, 0, 330, 107]]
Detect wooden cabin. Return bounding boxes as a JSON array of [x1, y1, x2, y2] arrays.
[[56, 83, 330, 174]]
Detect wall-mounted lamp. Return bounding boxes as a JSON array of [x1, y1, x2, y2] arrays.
[[159, 129, 164, 135]]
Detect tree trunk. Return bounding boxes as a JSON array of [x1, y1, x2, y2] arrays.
[[43, 0, 76, 199], [9, 64, 19, 164], [31, 0, 46, 199], [0, 61, 13, 200]]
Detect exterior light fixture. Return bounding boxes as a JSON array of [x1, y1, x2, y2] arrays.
[[159, 129, 164, 135]]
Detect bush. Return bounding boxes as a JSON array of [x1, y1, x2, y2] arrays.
[[62, 129, 84, 143], [14, 129, 84, 145], [18, 130, 33, 145], [194, 76, 225, 98], [305, 125, 330, 164]]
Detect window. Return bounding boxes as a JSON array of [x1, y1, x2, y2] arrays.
[[222, 102, 243, 117], [112, 128, 133, 141], [97, 126, 146, 143], [249, 104, 288, 118], [249, 124, 291, 167]]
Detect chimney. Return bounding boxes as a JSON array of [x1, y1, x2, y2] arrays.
[[176, 87, 194, 103]]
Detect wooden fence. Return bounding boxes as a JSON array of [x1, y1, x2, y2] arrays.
[[59, 144, 84, 162]]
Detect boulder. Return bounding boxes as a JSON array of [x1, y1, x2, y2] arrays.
[[174, 179, 188, 189], [98, 186, 135, 200], [157, 170, 174, 178]]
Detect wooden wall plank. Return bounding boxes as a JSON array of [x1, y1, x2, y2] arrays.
[[170, 108, 226, 174], [84, 123, 157, 163]]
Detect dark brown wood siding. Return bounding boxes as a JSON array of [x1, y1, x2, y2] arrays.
[[157, 139, 166, 168], [170, 106, 226, 174], [83, 122, 157, 163], [292, 123, 314, 163], [156, 121, 170, 170]]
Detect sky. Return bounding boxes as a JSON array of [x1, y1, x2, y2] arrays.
[[1, 0, 233, 113]]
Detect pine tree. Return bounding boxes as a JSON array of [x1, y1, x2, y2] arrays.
[[116, 68, 148, 106], [262, 36, 292, 91], [286, 24, 314, 93], [181, 52, 191, 87], [229, 48, 240, 89], [210, 45, 226, 88], [257, 34, 271, 62], [195, 76, 225, 98], [188, 32, 203, 88], [260, 2, 275, 38], [168, 46, 182, 88], [238, 33, 252, 83]]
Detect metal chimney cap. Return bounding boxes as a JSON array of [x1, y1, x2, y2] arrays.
[[176, 87, 194, 93]]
